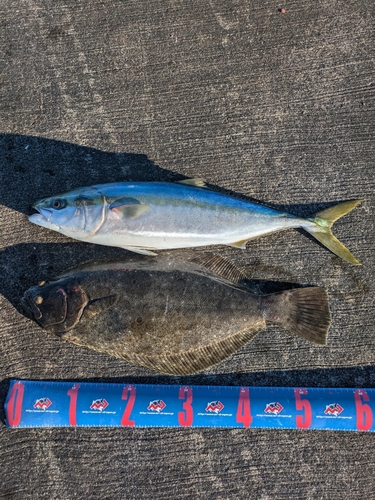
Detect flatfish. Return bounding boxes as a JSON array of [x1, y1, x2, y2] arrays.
[[21, 252, 331, 375]]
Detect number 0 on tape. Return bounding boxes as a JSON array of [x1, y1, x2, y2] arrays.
[[5, 380, 374, 431]]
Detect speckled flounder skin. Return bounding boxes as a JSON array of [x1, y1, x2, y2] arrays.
[[21, 253, 331, 375]]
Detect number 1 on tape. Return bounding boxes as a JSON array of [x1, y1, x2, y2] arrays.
[[5, 380, 375, 431]]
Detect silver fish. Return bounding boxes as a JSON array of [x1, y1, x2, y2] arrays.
[[29, 180, 362, 264], [21, 253, 331, 375]]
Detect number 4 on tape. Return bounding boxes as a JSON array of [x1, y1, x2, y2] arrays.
[[5, 380, 374, 431]]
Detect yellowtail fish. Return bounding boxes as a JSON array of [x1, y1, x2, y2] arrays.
[[29, 180, 362, 264], [21, 253, 331, 375]]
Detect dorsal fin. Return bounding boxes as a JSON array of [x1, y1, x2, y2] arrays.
[[177, 178, 207, 188], [55, 252, 252, 291], [54, 255, 150, 279], [189, 253, 251, 292]]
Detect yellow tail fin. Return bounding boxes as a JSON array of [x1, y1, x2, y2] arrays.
[[306, 200, 362, 265]]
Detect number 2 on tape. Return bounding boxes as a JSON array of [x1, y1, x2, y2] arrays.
[[121, 385, 136, 427]]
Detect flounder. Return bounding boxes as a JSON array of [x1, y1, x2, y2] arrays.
[[21, 253, 331, 375]]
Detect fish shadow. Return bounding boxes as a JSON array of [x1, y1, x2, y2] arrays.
[[0, 242, 137, 313], [0, 133, 189, 215], [1, 365, 374, 425]]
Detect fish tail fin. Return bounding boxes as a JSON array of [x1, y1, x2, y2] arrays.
[[303, 199, 362, 265], [262, 287, 331, 345]]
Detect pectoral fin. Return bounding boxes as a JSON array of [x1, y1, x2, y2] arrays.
[[84, 294, 118, 319], [110, 197, 150, 219]]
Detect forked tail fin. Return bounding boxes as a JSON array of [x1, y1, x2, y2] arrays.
[[262, 287, 331, 345], [304, 199, 362, 265]]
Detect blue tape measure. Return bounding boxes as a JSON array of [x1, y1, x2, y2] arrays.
[[5, 380, 374, 431]]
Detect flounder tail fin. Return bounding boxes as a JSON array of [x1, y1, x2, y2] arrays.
[[262, 287, 331, 345], [305, 199, 362, 265]]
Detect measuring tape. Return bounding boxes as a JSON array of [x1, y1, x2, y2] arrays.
[[5, 380, 374, 431]]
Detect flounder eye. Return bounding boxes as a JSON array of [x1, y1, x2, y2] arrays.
[[52, 199, 65, 209], [35, 296, 43, 305]]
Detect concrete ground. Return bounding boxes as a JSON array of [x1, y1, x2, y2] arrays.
[[0, 1, 374, 498]]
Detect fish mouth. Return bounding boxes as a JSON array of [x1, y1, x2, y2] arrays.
[[29, 208, 60, 231], [32, 206, 53, 222], [21, 294, 42, 321]]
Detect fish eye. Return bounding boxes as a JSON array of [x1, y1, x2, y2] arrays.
[[35, 296, 43, 305], [52, 199, 66, 210]]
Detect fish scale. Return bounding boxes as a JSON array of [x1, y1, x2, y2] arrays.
[[6, 380, 375, 431]]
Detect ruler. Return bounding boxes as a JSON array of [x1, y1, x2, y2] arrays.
[[5, 380, 374, 431]]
